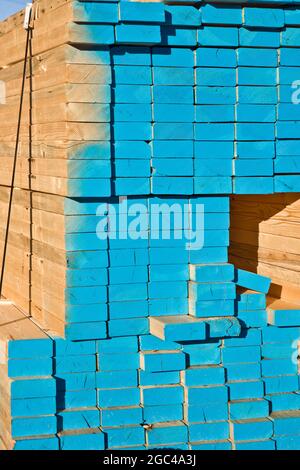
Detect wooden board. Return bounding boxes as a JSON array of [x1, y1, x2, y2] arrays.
[[230, 194, 300, 303], [0, 301, 52, 450]]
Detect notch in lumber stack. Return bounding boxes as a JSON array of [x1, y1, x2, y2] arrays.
[[1, 0, 300, 452]]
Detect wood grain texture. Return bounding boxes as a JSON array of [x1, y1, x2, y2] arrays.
[[230, 194, 300, 303]]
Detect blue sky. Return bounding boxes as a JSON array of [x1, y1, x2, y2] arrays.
[[0, 0, 27, 21]]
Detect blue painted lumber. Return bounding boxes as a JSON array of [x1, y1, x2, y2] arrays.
[[268, 392, 300, 412], [229, 399, 269, 420], [244, 7, 284, 28], [185, 402, 228, 423], [264, 376, 299, 394], [153, 67, 194, 86], [152, 47, 194, 67], [190, 299, 235, 318], [141, 385, 184, 406], [153, 85, 193, 104], [162, 27, 197, 47], [73, 2, 119, 23], [224, 328, 262, 347], [115, 24, 161, 44], [97, 336, 138, 354], [60, 430, 105, 451], [236, 104, 276, 123], [198, 26, 239, 47], [182, 366, 225, 386], [273, 413, 300, 436], [96, 370, 138, 389], [237, 291, 266, 311], [202, 4, 242, 25], [196, 47, 236, 68], [192, 441, 232, 450], [11, 378, 56, 399], [113, 85, 151, 104], [262, 326, 300, 344], [139, 370, 180, 387], [101, 407, 143, 427], [112, 46, 151, 65], [238, 309, 268, 328], [146, 422, 188, 446], [194, 141, 234, 159], [239, 28, 280, 48], [195, 159, 232, 177], [55, 354, 96, 374], [195, 105, 235, 123], [165, 5, 201, 26], [222, 346, 261, 365], [275, 175, 300, 192], [98, 388, 140, 408], [108, 317, 149, 337], [143, 404, 183, 423], [119, 1, 165, 23], [226, 363, 262, 382], [238, 48, 278, 67], [196, 68, 236, 86], [58, 409, 100, 431], [237, 141, 275, 159], [8, 339, 53, 359], [231, 419, 273, 441], [12, 416, 57, 438], [190, 281, 236, 301], [66, 304, 108, 323], [229, 380, 265, 400], [235, 269, 271, 293], [189, 422, 229, 442], [8, 358, 53, 378], [104, 426, 144, 448], [11, 397, 56, 418], [99, 352, 139, 371], [14, 437, 59, 451], [69, 23, 115, 45], [196, 86, 236, 105], [57, 372, 96, 392], [238, 86, 277, 104], [276, 436, 300, 450], [182, 342, 221, 366], [235, 440, 275, 450], [262, 358, 298, 377]]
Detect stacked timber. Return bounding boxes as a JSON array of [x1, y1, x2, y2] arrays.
[[0, 1, 114, 334], [230, 193, 300, 300], [0, 302, 52, 450], [1, 0, 300, 452]]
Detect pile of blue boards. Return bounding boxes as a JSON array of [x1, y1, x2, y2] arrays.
[[1, 0, 300, 452]]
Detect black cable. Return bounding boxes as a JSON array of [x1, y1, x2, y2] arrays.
[[28, 25, 33, 316], [0, 25, 31, 298]]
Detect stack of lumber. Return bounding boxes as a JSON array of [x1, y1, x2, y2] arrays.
[[1, 0, 300, 451], [3, 265, 300, 450], [2, 1, 300, 200], [0, 0, 115, 334], [230, 193, 300, 300], [0, 301, 52, 450]]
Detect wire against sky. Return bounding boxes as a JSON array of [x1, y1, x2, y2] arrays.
[[0, 0, 27, 21]]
